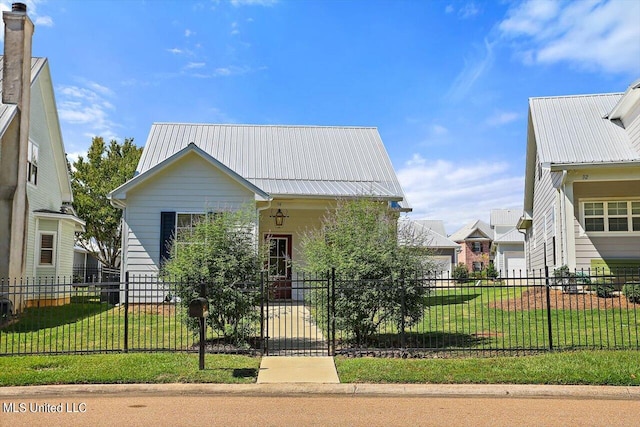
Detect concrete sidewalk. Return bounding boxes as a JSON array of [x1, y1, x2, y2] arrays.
[[1, 382, 639, 400], [257, 356, 340, 383]]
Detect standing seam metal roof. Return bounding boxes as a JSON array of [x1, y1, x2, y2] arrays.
[[138, 123, 408, 201], [529, 93, 639, 164]]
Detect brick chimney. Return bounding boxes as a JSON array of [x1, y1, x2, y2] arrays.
[[0, 2, 34, 285]]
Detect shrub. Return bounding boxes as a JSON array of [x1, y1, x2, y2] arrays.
[[623, 282, 640, 303], [589, 279, 616, 298], [452, 263, 469, 283]]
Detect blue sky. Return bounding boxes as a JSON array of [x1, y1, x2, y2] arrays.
[[3, 0, 639, 234]]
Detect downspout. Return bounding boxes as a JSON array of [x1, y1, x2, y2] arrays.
[[256, 197, 273, 256]]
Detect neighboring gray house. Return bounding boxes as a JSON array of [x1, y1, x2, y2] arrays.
[[490, 209, 525, 275], [449, 220, 493, 272], [0, 5, 83, 310], [401, 219, 460, 276], [109, 123, 410, 299], [517, 80, 640, 273]]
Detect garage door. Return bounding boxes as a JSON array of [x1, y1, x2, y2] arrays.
[[504, 251, 526, 274], [431, 255, 453, 277]]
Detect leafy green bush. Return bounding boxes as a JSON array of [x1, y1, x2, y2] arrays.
[[589, 279, 616, 298], [452, 263, 469, 283], [623, 282, 640, 303], [162, 208, 262, 344]]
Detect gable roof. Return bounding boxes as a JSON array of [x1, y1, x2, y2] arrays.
[[449, 220, 492, 242], [403, 219, 459, 249], [490, 209, 522, 227], [136, 123, 410, 207], [529, 93, 639, 165], [109, 142, 271, 204], [493, 228, 525, 244]]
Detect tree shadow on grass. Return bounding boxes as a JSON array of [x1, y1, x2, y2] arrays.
[[1, 302, 114, 332], [424, 293, 481, 307]]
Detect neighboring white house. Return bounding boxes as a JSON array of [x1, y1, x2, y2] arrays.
[[109, 123, 411, 299], [517, 79, 640, 273], [490, 209, 525, 275], [0, 5, 83, 310], [401, 219, 459, 276]]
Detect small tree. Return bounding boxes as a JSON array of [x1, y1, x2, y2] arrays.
[[161, 208, 262, 344], [71, 137, 142, 268], [299, 198, 433, 345]]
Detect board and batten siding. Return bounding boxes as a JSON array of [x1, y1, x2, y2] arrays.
[[623, 96, 640, 153], [122, 152, 256, 276], [527, 154, 557, 272]]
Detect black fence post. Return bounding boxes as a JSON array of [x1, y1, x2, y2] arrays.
[[260, 270, 265, 355], [400, 270, 406, 349], [331, 268, 336, 356], [199, 281, 206, 370], [544, 266, 553, 351], [124, 272, 129, 353]]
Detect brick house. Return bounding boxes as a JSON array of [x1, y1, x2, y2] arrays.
[[449, 220, 492, 272]]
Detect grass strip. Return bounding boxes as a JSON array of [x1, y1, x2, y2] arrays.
[[334, 350, 640, 386], [0, 353, 260, 387]]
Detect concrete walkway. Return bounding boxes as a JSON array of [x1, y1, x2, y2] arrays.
[[264, 302, 328, 355], [257, 356, 340, 383]]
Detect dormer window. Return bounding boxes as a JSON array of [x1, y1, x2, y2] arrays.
[[27, 141, 38, 185]]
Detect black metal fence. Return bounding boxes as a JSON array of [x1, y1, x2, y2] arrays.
[[1, 268, 639, 357]]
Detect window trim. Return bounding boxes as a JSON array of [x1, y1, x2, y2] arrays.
[[27, 140, 39, 186], [37, 231, 56, 267], [580, 198, 640, 236]]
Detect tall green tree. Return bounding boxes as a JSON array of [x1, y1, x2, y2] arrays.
[[71, 137, 142, 268], [299, 198, 435, 344]]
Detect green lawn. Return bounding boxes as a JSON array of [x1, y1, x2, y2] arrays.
[[334, 350, 640, 386], [0, 353, 260, 386], [0, 350, 637, 386]]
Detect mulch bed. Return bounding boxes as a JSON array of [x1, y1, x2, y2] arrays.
[[489, 287, 640, 311]]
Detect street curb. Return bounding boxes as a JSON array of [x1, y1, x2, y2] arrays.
[[1, 383, 638, 400]]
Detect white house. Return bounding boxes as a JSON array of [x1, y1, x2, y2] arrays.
[[517, 80, 640, 273], [109, 123, 411, 299], [490, 209, 525, 275], [0, 4, 83, 311]]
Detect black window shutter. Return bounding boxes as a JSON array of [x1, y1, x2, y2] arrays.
[[160, 211, 176, 264]]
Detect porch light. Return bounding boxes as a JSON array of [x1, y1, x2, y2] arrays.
[[272, 208, 289, 227]]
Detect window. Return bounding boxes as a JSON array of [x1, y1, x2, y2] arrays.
[[583, 200, 640, 233], [472, 261, 483, 272], [176, 213, 205, 240], [38, 232, 55, 266], [472, 242, 483, 253], [27, 141, 39, 185]]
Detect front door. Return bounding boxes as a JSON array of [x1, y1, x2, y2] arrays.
[[267, 235, 292, 300]]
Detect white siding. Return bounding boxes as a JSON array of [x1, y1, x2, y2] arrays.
[[528, 153, 557, 272], [627, 100, 640, 153], [122, 152, 256, 276], [25, 69, 70, 278]]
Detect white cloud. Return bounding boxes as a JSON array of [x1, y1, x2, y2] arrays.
[[56, 81, 119, 144], [447, 38, 495, 101], [398, 154, 524, 234], [459, 2, 480, 19], [230, 0, 278, 6], [431, 124, 449, 136], [185, 62, 206, 69], [167, 48, 183, 55], [499, 0, 640, 75], [485, 111, 519, 127], [185, 29, 193, 37]]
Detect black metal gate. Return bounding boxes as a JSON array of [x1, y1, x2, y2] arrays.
[[262, 274, 333, 356]]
